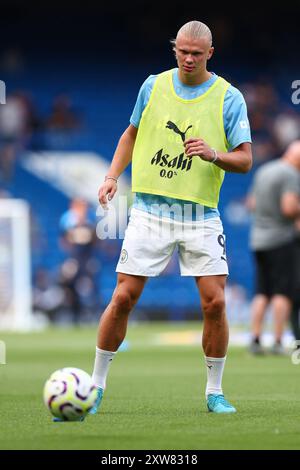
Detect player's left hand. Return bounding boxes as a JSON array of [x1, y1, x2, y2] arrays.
[[184, 138, 214, 162]]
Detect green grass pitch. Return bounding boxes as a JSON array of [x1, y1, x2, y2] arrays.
[[0, 322, 300, 450]]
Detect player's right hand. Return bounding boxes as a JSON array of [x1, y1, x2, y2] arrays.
[[98, 179, 117, 209]]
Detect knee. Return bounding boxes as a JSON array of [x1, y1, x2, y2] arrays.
[[202, 295, 225, 319], [111, 289, 135, 314]]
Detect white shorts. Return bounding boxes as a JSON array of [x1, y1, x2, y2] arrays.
[[116, 208, 229, 277]]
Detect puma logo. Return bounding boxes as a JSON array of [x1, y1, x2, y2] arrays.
[[166, 120, 192, 143], [206, 364, 213, 369]]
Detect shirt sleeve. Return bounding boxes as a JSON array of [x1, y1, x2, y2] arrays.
[[281, 171, 300, 195], [223, 85, 252, 150], [130, 75, 157, 128]]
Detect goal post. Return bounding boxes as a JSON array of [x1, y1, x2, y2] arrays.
[[0, 199, 32, 330]]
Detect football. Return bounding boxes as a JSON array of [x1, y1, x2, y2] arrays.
[[43, 367, 98, 421]]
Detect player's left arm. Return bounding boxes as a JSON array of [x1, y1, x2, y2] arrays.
[[184, 86, 252, 173]]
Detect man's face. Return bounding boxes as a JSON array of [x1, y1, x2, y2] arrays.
[[175, 35, 214, 77]]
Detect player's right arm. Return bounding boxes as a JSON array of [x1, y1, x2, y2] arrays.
[[98, 124, 138, 208]]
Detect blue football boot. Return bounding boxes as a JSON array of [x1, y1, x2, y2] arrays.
[[207, 394, 237, 414], [89, 387, 104, 415]]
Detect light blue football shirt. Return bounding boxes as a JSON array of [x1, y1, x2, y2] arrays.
[[130, 69, 252, 221]]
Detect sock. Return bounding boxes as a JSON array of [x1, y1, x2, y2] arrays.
[[204, 356, 226, 398], [92, 347, 116, 390]]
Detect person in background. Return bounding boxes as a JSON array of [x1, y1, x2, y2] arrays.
[[59, 198, 100, 323], [248, 141, 300, 354]]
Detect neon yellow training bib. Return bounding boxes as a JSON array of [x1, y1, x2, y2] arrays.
[[132, 69, 230, 208]]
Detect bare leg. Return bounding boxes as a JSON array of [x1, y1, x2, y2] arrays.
[[195, 275, 228, 357], [271, 294, 291, 343], [250, 294, 269, 339], [90, 273, 147, 405], [195, 275, 236, 411], [97, 273, 147, 351]]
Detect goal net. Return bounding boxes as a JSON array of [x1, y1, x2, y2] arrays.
[[0, 199, 32, 330]]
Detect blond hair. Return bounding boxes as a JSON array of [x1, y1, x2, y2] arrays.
[[171, 21, 213, 49]]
